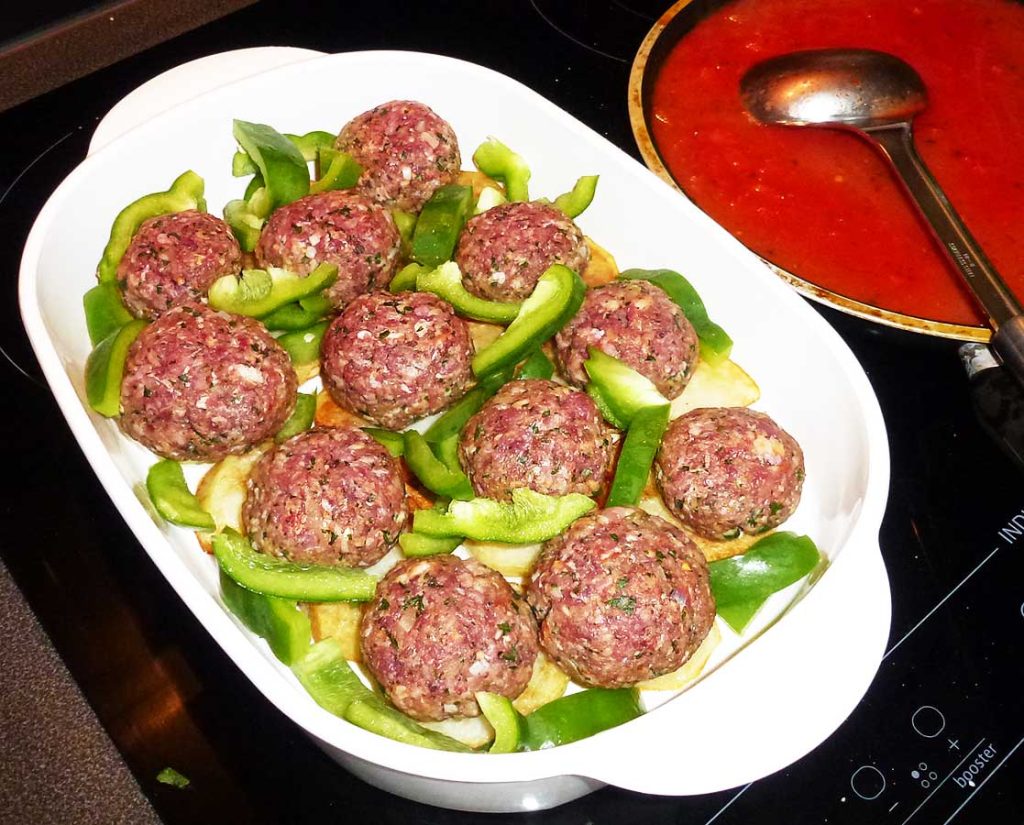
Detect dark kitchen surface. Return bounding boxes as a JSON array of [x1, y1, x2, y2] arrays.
[[1, 2, 1022, 824]]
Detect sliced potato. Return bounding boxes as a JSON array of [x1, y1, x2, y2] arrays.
[[294, 361, 320, 385], [671, 358, 760, 418], [513, 652, 570, 715], [637, 622, 721, 691], [422, 715, 494, 750], [194, 444, 271, 552], [308, 601, 364, 661], [582, 237, 618, 288], [467, 319, 504, 352], [464, 539, 542, 578], [457, 169, 501, 200], [315, 389, 371, 429]]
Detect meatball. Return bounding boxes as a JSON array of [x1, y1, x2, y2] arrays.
[[321, 291, 474, 430], [117, 210, 241, 319], [255, 190, 400, 309], [119, 304, 296, 461], [335, 100, 461, 212], [454, 201, 590, 302], [360, 555, 539, 721], [554, 279, 699, 399], [459, 379, 615, 501], [526, 507, 715, 689], [242, 427, 407, 568], [655, 407, 805, 540]]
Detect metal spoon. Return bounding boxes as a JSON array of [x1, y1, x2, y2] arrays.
[[740, 48, 1024, 384]]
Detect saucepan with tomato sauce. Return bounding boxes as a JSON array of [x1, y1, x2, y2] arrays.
[[629, 0, 1024, 341]]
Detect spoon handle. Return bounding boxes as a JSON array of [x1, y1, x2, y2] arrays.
[[867, 124, 1024, 382]]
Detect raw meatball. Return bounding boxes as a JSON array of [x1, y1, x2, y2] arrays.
[[321, 291, 474, 430], [117, 210, 241, 319], [526, 507, 715, 688], [360, 555, 539, 721], [554, 279, 699, 399], [119, 304, 296, 460], [335, 100, 461, 212], [243, 427, 407, 568], [459, 378, 615, 501], [255, 190, 400, 309], [454, 201, 589, 302], [655, 406, 805, 540]]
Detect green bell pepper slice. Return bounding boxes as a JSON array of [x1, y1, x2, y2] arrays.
[[85, 319, 147, 417], [275, 392, 317, 442], [309, 147, 363, 195], [261, 294, 334, 331], [145, 460, 215, 529], [517, 349, 554, 380], [551, 175, 599, 218], [208, 263, 336, 319], [422, 367, 514, 444], [232, 119, 310, 211], [398, 532, 462, 557], [96, 170, 206, 284], [277, 321, 329, 367], [583, 348, 668, 428], [232, 130, 334, 176], [416, 262, 521, 324], [220, 571, 311, 666], [410, 184, 474, 268], [413, 488, 596, 544], [293, 639, 471, 752], [403, 431, 474, 500], [83, 282, 133, 346], [392, 209, 418, 258], [605, 404, 670, 508], [223, 198, 264, 252], [472, 264, 585, 378], [213, 529, 377, 602], [619, 268, 733, 365], [472, 137, 531, 202], [476, 692, 523, 753], [519, 688, 642, 751], [389, 262, 425, 294], [362, 427, 405, 457], [709, 532, 823, 632]]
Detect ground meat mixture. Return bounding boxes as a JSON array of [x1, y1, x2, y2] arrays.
[[554, 279, 699, 399], [335, 100, 461, 212], [360, 555, 539, 721], [243, 427, 406, 568], [655, 406, 805, 540], [459, 378, 615, 501], [454, 201, 590, 302], [118, 304, 296, 461], [255, 189, 400, 309], [117, 210, 241, 319], [526, 507, 715, 689], [320, 290, 474, 429]]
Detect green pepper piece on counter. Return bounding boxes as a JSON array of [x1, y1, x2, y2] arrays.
[[398, 532, 462, 557], [472, 137, 531, 202], [472, 264, 585, 378], [309, 148, 363, 195], [551, 175, 599, 219], [403, 431, 475, 501], [619, 268, 733, 365], [475, 692, 523, 753], [709, 532, 823, 632], [233, 130, 334, 176], [518, 688, 642, 751], [220, 571, 311, 665], [416, 262, 521, 324], [96, 170, 206, 284], [275, 392, 317, 442], [422, 367, 515, 444], [410, 184, 474, 267], [517, 348, 555, 381], [413, 488, 596, 544], [261, 294, 334, 331], [293, 639, 471, 752], [208, 263, 337, 318], [362, 427, 405, 457], [389, 262, 425, 294], [145, 460, 216, 529], [232, 120, 311, 211], [213, 529, 377, 602], [277, 320, 329, 367], [83, 282, 133, 346], [605, 404, 670, 508], [85, 318, 147, 417], [155, 768, 190, 789], [584, 348, 669, 429]]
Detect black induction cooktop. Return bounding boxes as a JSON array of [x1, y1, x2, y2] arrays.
[[1, 2, 1022, 823]]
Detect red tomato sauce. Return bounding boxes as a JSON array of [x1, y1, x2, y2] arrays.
[[650, 0, 1024, 327]]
